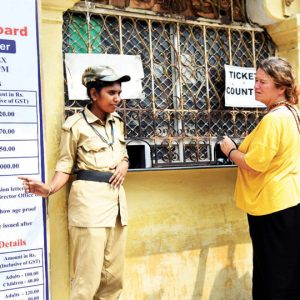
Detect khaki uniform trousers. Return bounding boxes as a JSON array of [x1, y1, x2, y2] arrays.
[[69, 218, 127, 300]]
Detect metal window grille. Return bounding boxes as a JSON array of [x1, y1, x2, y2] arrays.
[[62, 6, 276, 168]]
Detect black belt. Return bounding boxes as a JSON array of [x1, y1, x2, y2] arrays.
[[76, 170, 112, 183]]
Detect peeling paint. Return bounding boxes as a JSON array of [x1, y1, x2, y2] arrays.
[[122, 169, 252, 299]]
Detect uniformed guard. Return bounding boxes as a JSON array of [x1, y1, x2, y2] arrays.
[[19, 65, 131, 300]]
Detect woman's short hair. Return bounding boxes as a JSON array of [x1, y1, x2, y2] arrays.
[[85, 80, 116, 99], [257, 57, 299, 104]]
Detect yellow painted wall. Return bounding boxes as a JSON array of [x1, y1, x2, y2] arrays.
[[40, 1, 78, 299], [123, 168, 252, 299], [39, 0, 300, 299], [267, 15, 300, 85], [247, 0, 300, 83]]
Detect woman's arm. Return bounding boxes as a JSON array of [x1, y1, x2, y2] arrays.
[[220, 136, 256, 172], [18, 171, 70, 198]]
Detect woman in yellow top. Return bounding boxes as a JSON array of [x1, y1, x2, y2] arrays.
[[19, 65, 130, 300], [221, 57, 300, 300]]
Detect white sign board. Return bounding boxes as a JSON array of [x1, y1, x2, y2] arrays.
[[65, 53, 144, 100], [0, 0, 48, 299], [224, 64, 265, 108]]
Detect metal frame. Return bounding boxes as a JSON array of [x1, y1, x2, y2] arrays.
[[63, 4, 276, 168]]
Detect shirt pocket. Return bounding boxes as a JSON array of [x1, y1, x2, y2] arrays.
[[78, 138, 109, 168], [112, 135, 127, 162]]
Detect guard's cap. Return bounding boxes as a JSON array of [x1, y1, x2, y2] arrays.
[[82, 65, 131, 87]]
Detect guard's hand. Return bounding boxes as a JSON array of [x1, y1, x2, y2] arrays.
[[18, 176, 50, 197], [220, 136, 237, 156], [109, 160, 129, 189]]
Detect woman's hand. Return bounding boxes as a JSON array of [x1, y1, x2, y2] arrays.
[[109, 160, 129, 189], [219, 136, 256, 172], [18, 176, 51, 197], [19, 172, 70, 197], [220, 136, 237, 156]]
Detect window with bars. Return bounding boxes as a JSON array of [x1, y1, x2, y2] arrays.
[[63, 7, 276, 168]]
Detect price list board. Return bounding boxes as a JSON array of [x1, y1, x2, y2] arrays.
[[0, 91, 39, 176], [0, 1, 49, 300]]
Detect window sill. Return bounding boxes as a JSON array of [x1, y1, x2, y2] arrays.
[[128, 164, 237, 172]]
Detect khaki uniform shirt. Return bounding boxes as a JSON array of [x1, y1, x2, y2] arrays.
[[55, 106, 128, 227]]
